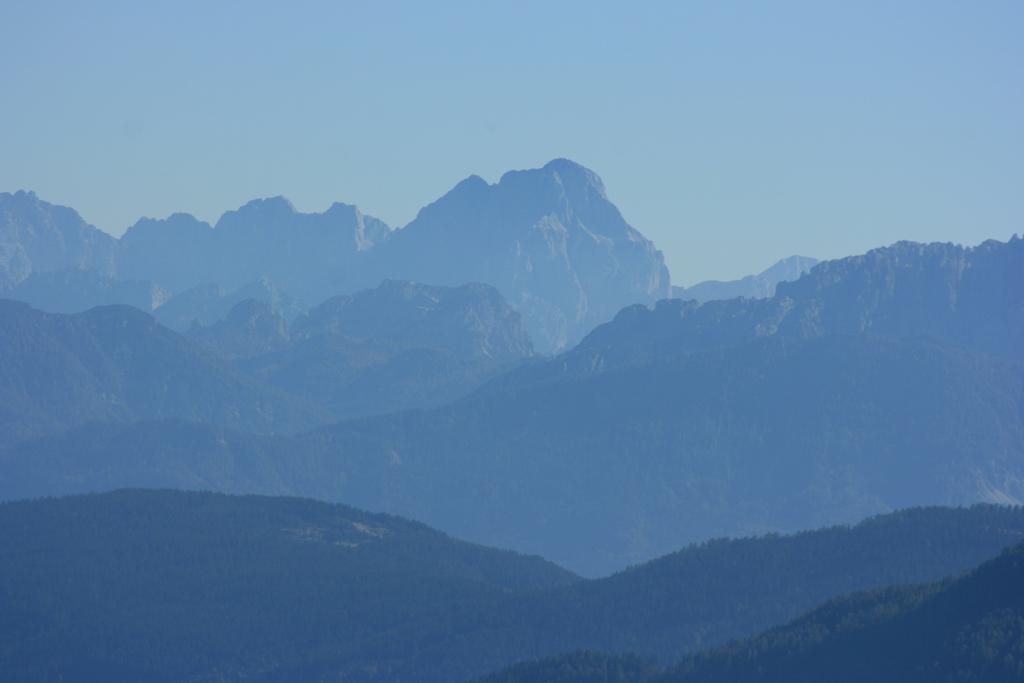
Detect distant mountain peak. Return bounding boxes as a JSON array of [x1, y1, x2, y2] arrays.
[[220, 196, 300, 226], [380, 160, 668, 351], [673, 255, 819, 303], [541, 157, 608, 196], [497, 158, 609, 199]]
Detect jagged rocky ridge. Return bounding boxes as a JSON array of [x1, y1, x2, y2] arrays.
[[1, 160, 669, 352], [562, 236, 1024, 372], [0, 190, 117, 291]]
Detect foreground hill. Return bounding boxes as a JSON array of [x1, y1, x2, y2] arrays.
[[474, 541, 1024, 683], [1, 492, 1021, 683], [662, 542, 1024, 683], [0, 300, 327, 447], [0, 490, 575, 683]]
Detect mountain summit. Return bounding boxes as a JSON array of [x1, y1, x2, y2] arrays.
[[4, 160, 670, 351], [373, 159, 670, 350]]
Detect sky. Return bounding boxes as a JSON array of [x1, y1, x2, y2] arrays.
[[2, 1, 1022, 285]]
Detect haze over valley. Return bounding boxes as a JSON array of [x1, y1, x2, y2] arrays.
[[3, 3, 1023, 681]]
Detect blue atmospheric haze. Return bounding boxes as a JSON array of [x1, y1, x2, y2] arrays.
[[2, 0, 1022, 284]]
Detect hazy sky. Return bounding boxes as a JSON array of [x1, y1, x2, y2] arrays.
[[3, 1, 1022, 284]]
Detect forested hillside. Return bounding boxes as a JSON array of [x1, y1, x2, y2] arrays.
[[2, 492, 1021, 683]]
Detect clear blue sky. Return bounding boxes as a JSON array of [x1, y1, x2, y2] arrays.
[[3, 1, 1022, 284]]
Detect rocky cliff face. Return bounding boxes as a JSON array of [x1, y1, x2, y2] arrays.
[[3, 160, 670, 352], [575, 237, 1024, 371], [0, 191, 118, 291], [369, 159, 671, 352], [118, 199, 390, 303]]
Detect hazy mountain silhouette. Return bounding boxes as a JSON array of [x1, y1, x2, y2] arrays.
[[672, 255, 818, 302], [571, 237, 1024, 368], [8, 268, 170, 313], [153, 277, 304, 332], [2, 238, 1021, 574], [117, 200, 389, 303], [4, 160, 670, 351], [188, 298, 292, 360], [212, 280, 535, 418], [367, 159, 670, 351], [4, 333, 1020, 575], [0, 300, 327, 447]]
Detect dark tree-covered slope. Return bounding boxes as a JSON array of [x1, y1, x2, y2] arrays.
[[662, 541, 1024, 683], [472, 652, 661, 683], [0, 490, 576, 683], [471, 542, 1024, 683], [2, 492, 1022, 683]]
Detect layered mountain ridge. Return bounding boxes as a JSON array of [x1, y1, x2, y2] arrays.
[[2, 238, 1021, 575], [2, 159, 669, 351]]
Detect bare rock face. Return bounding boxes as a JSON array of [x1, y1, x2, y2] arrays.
[[118, 199, 390, 304], [0, 191, 118, 291], [4, 160, 669, 351], [579, 236, 1024, 369], [370, 159, 671, 352]]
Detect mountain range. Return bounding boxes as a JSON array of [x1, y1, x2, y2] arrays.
[[2, 161, 1022, 681], [218, 280, 534, 418], [0, 277, 532, 447], [2, 239, 1022, 575], [482, 538, 1024, 683], [1, 160, 669, 352], [0, 299, 327, 448]]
